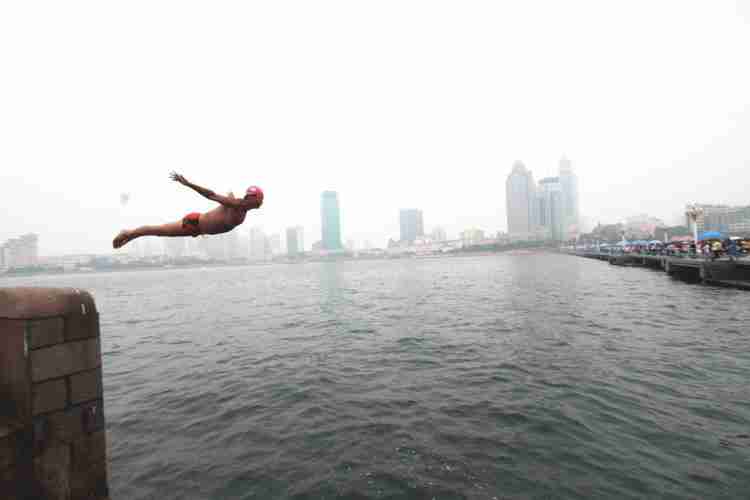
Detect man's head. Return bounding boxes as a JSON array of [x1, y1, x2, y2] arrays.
[[245, 186, 264, 208]]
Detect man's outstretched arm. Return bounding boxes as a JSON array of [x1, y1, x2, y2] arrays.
[[170, 172, 253, 209]]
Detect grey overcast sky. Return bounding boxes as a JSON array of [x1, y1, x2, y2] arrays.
[[1, 1, 749, 255]]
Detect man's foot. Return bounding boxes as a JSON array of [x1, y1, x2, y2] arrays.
[[113, 230, 134, 249]]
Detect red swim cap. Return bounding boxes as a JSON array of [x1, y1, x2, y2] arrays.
[[245, 186, 264, 206]]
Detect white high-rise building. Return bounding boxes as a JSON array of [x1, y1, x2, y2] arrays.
[[286, 226, 304, 255], [505, 162, 537, 241], [537, 177, 564, 241], [558, 156, 580, 239]]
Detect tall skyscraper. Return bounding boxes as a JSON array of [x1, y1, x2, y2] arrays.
[[286, 226, 304, 256], [320, 191, 343, 251], [399, 209, 424, 243], [558, 156, 580, 238], [537, 177, 564, 241], [506, 162, 537, 240]]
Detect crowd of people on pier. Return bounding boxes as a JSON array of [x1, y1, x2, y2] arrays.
[[596, 238, 750, 260]]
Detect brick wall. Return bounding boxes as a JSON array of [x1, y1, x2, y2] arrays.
[[0, 288, 109, 500]]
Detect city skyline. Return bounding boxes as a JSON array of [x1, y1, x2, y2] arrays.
[[6, 179, 750, 258], [8, 197, 750, 268], [506, 158, 580, 242], [3, 3, 749, 256]]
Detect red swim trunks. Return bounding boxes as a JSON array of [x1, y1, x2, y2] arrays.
[[182, 212, 201, 237]]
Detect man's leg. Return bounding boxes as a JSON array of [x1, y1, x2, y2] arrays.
[[113, 221, 194, 249]]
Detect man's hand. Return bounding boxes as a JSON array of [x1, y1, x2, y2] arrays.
[[171, 172, 217, 201], [170, 171, 189, 185]]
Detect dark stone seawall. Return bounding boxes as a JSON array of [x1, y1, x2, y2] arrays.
[[0, 287, 108, 500]]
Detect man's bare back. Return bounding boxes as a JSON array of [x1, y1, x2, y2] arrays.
[[113, 172, 263, 249]]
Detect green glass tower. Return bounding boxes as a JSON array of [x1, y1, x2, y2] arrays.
[[320, 191, 343, 251]]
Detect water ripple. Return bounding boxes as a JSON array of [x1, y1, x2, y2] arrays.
[[5, 255, 750, 499]]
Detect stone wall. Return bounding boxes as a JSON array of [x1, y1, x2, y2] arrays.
[[0, 287, 109, 500]]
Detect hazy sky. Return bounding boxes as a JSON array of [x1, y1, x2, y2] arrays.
[[2, 1, 749, 255]]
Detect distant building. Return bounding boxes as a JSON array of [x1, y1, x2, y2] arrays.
[[268, 233, 282, 256], [586, 223, 625, 243], [430, 227, 447, 242], [140, 238, 163, 258], [225, 231, 243, 260], [249, 227, 269, 261], [235, 232, 250, 260], [654, 225, 690, 242], [321, 191, 343, 251], [690, 204, 750, 236], [199, 234, 231, 260], [184, 238, 205, 259], [460, 228, 485, 247], [506, 161, 537, 241], [165, 238, 186, 258], [286, 226, 304, 256], [624, 214, 665, 239], [286, 227, 299, 256], [558, 157, 580, 239], [507, 158, 580, 242], [294, 226, 304, 253], [537, 177, 564, 241], [1, 234, 39, 269], [399, 209, 424, 243]]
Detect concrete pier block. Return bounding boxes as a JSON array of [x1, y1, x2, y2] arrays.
[[0, 287, 109, 500]]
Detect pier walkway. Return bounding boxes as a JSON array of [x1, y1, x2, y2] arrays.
[[570, 251, 750, 290]]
